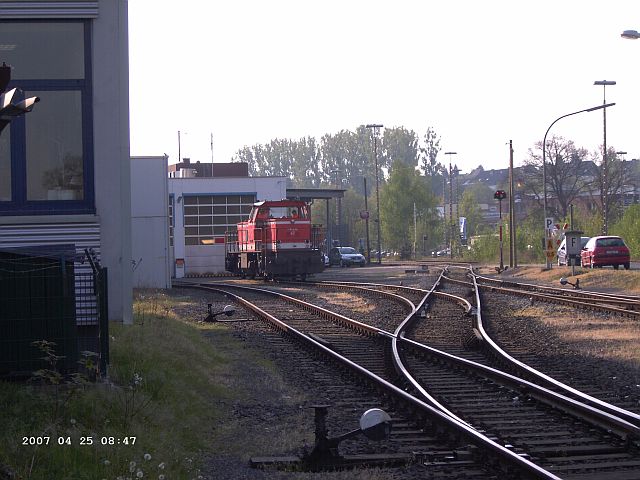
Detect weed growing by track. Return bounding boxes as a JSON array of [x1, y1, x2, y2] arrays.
[[0, 290, 231, 479]]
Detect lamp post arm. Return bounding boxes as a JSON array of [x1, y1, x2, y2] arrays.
[[542, 103, 615, 207], [541, 102, 614, 269]]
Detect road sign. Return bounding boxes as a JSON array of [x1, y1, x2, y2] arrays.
[[545, 238, 556, 260]]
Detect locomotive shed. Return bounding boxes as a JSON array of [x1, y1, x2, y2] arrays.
[[171, 264, 640, 479]]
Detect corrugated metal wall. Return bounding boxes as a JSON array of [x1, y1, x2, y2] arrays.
[[0, 1, 99, 19], [0, 221, 101, 325]]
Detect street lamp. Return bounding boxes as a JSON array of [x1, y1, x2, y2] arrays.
[[594, 80, 616, 235], [542, 102, 615, 268], [445, 151, 457, 259], [366, 124, 384, 264], [621, 30, 640, 39]]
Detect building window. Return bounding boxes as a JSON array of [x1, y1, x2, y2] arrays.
[[0, 20, 93, 215], [183, 194, 256, 245]]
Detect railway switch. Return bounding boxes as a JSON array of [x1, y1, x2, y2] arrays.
[[559, 277, 580, 290], [204, 303, 235, 322], [250, 405, 400, 470]]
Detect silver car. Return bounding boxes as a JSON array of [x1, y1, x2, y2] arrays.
[[328, 246, 366, 267], [557, 236, 590, 266]]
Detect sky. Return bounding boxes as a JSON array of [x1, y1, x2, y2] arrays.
[[128, 1, 640, 175]]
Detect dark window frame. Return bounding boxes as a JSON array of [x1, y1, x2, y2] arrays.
[[0, 20, 94, 216]]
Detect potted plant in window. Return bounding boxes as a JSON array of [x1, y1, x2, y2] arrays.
[[42, 155, 83, 200]]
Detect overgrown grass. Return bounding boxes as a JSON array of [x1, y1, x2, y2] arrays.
[[0, 291, 231, 479]]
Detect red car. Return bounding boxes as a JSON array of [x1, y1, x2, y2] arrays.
[[580, 235, 630, 270]]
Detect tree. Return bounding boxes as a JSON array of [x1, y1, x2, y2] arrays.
[[523, 135, 592, 219], [418, 126, 445, 199], [379, 161, 437, 254], [458, 189, 483, 238], [288, 136, 322, 188], [611, 204, 640, 258], [419, 126, 442, 176], [380, 127, 419, 169]]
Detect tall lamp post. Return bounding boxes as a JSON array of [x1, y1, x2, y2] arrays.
[[542, 102, 615, 268], [366, 124, 384, 264], [445, 152, 457, 259], [594, 80, 616, 235]]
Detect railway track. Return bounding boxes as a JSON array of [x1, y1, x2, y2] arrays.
[[178, 280, 556, 478], [473, 272, 640, 317], [177, 270, 640, 478], [401, 268, 640, 479], [440, 268, 640, 417]]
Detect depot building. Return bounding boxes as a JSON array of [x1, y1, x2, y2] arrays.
[[168, 159, 286, 278], [130, 158, 343, 283]]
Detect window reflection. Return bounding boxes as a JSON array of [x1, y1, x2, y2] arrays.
[[26, 91, 83, 201], [0, 125, 10, 201], [0, 22, 84, 80]]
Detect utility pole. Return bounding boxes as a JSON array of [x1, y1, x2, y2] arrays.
[[363, 177, 371, 263], [445, 152, 457, 259], [508, 140, 516, 267], [366, 124, 384, 264], [594, 80, 616, 235], [210, 132, 214, 163], [616, 151, 627, 210], [332, 169, 342, 245]]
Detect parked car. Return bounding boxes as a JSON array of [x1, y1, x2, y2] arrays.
[[430, 247, 451, 257], [580, 235, 630, 270], [557, 236, 590, 266], [328, 246, 366, 267]]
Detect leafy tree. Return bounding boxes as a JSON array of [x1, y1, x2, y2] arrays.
[[379, 161, 437, 254], [319, 128, 373, 194], [458, 190, 483, 238], [610, 204, 640, 258], [288, 136, 323, 188], [419, 126, 442, 176], [380, 127, 419, 169], [418, 126, 445, 199]]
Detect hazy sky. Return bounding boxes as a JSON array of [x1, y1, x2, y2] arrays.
[[128, 1, 640, 174]]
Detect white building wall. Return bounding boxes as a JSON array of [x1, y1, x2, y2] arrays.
[[131, 156, 171, 288], [93, 0, 132, 323], [169, 176, 286, 276]]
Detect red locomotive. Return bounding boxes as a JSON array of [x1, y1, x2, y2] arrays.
[[225, 199, 324, 280]]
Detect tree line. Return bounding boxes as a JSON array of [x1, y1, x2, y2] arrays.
[[232, 125, 635, 261]]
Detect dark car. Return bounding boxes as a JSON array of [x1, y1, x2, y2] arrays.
[[580, 235, 630, 270], [329, 246, 366, 267], [557, 236, 590, 266]]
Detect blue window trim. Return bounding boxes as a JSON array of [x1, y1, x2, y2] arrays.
[[0, 20, 94, 216]]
